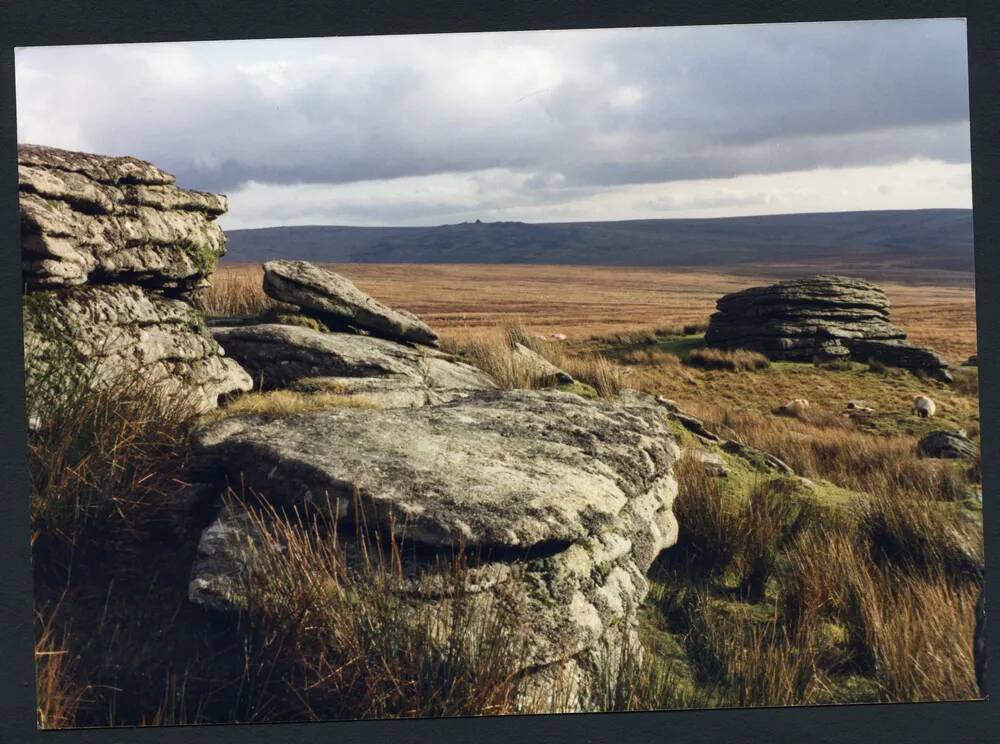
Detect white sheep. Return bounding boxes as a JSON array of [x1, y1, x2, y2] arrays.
[[912, 395, 937, 418], [550, 333, 567, 341], [776, 398, 810, 416]]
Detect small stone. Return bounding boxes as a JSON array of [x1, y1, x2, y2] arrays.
[[684, 448, 729, 477]]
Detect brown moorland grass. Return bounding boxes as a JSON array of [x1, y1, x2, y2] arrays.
[[683, 403, 973, 502], [26, 363, 197, 555], [35, 606, 87, 729], [206, 262, 978, 363], [199, 389, 376, 423], [442, 325, 626, 398]]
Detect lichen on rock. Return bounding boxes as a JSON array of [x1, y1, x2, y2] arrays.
[[187, 389, 681, 707]]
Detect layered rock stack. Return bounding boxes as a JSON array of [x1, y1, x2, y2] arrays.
[[705, 275, 951, 381], [19, 144, 252, 412], [187, 260, 682, 706], [209, 260, 496, 407]]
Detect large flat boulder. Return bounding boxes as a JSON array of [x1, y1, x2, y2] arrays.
[[188, 389, 680, 703], [263, 260, 439, 346], [192, 389, 676, 548]]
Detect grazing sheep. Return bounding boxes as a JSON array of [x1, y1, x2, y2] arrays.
[[912, 395, 937, 418], [775, 398, 810, 416], [550, 333, 567, 341]]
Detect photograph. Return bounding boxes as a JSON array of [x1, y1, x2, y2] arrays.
[[14, 17, 985, 729]]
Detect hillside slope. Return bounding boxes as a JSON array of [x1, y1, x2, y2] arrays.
[[224, 209, 974, 272]]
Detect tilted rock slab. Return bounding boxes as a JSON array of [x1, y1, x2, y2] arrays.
[[19, 144, 228, 294], [263, 260, 439, 346], [706, 275, 951, 380], [24, 285, 252, 413], [188, 390, 680, 705], [210, 323, 495, 405]]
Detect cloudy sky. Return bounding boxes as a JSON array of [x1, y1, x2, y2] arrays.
[[15, 19, 971, 230]]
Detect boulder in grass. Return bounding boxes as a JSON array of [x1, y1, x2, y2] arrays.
[[511, 342, 575, 385], [916, 430, 978, 460], [705, 275, 952, 381], [188, 389, 681, 707], [683, 448, 729, 477]]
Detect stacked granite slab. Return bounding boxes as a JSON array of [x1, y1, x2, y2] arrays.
[[20, 144, 252, 413], [209, 260, 497, 407], [705, 275, 951, 381]]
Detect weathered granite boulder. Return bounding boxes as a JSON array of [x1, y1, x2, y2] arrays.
[[263, 260, 439, 346], [705, 275, 951, 381], [24, 285, 251, 412], [19, 144, 228, 295], [20, 145, 251, 413], [210, 323, 495, 405], [188, 389, 680, 704], [916, 430, 978, 460]]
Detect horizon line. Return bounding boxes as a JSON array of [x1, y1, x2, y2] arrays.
[[225, 206, 973, 232]]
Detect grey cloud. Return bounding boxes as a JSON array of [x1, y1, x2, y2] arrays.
[[16, 19, 970, 202]]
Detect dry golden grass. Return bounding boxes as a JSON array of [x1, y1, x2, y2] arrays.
[[199, 389, 374, 423], [198, 263, 277, 316], [442, 324, 625, 398], [234, 494, 537, 720], [855, 569, 980, 701], [667, 454, 745, 577], [680, 402, 973, 502], [27, 362, 197, 553]]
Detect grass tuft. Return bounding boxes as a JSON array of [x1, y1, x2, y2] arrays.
[[685, 348, 771, 372], [200, 389, 375, 423]]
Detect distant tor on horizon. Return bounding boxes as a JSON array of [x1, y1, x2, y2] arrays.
[[223, 208, 974, 277]]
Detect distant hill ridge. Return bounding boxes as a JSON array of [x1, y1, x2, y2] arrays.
[[224, 209, 973, 272]]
